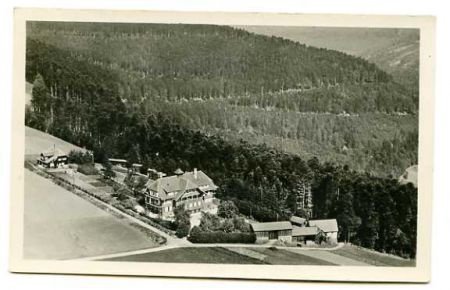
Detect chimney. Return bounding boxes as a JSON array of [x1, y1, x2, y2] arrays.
[[194, 168, 198, 179]]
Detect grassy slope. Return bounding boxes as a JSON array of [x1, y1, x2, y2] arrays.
[[105, 247, 335, 265], [24, 169, 159, 260], [332, 244, 416, 267], [104, 245, 416, 266], [250, 248, 335, 265], [25, 125, 87, 155], [104, 247, 266, 264]]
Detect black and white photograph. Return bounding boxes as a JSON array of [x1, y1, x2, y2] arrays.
[[8, 8, 435, 282]]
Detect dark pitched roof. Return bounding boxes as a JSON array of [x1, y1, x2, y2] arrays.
[[145, 170, 217, 200], [39, 146, 67, 164], [250, 221, 292, 232], [41, 146, 67, 158], [309, 219, 338, 233]]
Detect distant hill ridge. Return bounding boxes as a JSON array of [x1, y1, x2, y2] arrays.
[[26, 22, 416, 114], [237, 26, 419, 91], [25, 22, 418, 178]]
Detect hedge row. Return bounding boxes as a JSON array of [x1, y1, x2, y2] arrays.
[[188, 228, 256, 244]]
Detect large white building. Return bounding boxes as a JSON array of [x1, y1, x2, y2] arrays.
[[143, 168, 218, 219]]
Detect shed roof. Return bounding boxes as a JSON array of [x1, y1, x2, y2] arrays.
[[250, 221, 292, 232], [109, 158, 127, 163], [292, 226, 319, 236], [290, 216, 306, 225], [308, 219, 338, 233]]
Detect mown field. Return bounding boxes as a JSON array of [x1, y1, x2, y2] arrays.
[[24, 169, 159, 260], [332, 245, 416, 267], [105, 247, 335, 265], [104, 245, 415, 266], [105, 247, 265, 264], [25, 125, 86, 155]]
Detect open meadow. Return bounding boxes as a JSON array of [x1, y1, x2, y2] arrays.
[[25, 126, 86, 156], [105, 246, 338, 265], [24, 169, 159, 260]]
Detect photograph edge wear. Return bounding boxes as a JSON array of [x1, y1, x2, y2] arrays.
[[10, 8, 435, 282]]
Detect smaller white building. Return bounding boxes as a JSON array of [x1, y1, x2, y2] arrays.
[[308, 219, 339, 244]]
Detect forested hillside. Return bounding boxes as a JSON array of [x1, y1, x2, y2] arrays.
[[363, 37, 419, 93], [25, 22, 418, 258], [27, 22, 416, 112], [238, 26, 419, 92], [26, 22, 418, 177]]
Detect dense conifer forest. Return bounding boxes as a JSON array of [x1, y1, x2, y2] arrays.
[[25, 22, 418, 258]]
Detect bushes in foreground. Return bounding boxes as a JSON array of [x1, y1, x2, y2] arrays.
[[77, 163, 98, 175], [188, 226, 256, 243], [68, 150, 93, 164], [148, 217, 178, 231]]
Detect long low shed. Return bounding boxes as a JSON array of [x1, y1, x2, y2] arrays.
[[292, 226, 319, 242], [250, 221, 293, 242]]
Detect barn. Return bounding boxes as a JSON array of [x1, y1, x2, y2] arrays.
[[250, 221, 293, 242], [291, 226, 320, 243]]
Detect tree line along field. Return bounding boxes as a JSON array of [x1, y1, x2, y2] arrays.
[[24, 22, 418, 259]]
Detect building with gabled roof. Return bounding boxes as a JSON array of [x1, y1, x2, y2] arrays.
[[308, 219, 339, 244], [37, 145, 68, 168], [250, 221, 293, 242], [291, 226, 320, 243], [143, 168, 218, 219]]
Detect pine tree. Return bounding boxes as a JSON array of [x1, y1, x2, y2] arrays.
[[30, 73, 51, 131]]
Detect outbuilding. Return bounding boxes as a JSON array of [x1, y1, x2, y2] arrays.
[[308, 219, 339, 244], [291, 226, 320, 243], [108, 158, 128, 166], [250, 221, 293, 242], [37, 146, 68, 168]]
